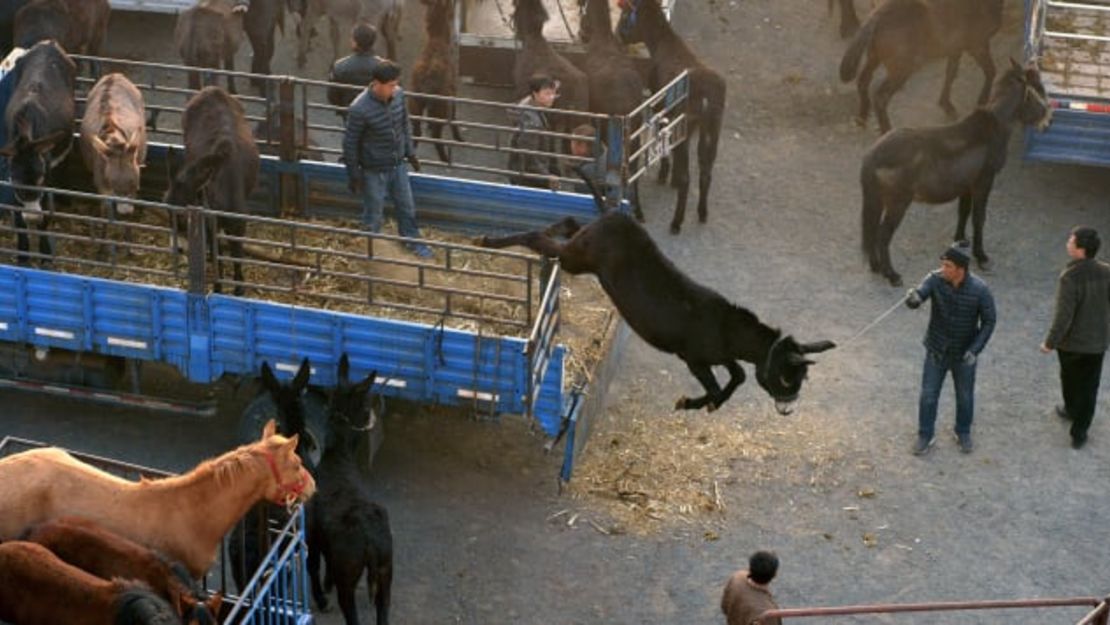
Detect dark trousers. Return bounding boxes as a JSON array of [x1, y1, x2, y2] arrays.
[[1058, 350, 1105, 442]]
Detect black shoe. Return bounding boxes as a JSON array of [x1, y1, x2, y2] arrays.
[[1056, 404, 1072, 421], [912, 435, 936, 456], [1072, 435, 1087, 450], [956, 432, 974, 454]]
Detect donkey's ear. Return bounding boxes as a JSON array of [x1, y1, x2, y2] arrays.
[[352, 369, 377, 399], [261, 418, 277, 439], [337, 353, 350, 384], [260, 361, 280, 394], [292, 357, 311, 392], [799, 340, 836, 354]]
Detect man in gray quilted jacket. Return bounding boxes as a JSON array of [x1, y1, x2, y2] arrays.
[[342, 61, 432, 258], [1041, 226, 1110, 449]]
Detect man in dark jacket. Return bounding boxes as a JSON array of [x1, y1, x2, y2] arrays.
[[342, 61, 432, 258], [1040, 226, 1110, 449], [327, 22, 381, 113], [906, 241, 997, 455]]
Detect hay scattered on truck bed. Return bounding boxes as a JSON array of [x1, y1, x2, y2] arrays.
[[2, 204, 612, 390], [565, 406, 848, 534]]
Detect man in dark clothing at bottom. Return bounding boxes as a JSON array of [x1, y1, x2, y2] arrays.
[[327, 22, 382, 114], [721, 551, 782, 625], [1041, 226, 1110, 449], [342, 61, 432, 258], [905, 241, 996, 455]]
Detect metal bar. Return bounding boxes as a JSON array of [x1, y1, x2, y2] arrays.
[[758, 597, 1104, 622], [1043, 29, 1110, 43], [1047, 0, 1110, 12], [1078, 600, 1110, 625]]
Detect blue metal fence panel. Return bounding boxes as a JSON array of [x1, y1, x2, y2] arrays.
[[1024, 105, 1110, 168], [208, 295, 567, 421], [533, 345, 565, 437], [0, 266, 190, 371]]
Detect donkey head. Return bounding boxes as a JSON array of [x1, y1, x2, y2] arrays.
[[259, 358, 321, 467], [163, 139, 232, 207], [328, 354, 378, 452], [512, 0, 549, 40], [1014, 58, 1052, 132], [755, 335, 836, 415], [0, 116, 69, 224], [90, 122, 144, 215]]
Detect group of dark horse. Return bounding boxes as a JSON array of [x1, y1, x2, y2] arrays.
[[828, 0, 1055, 287]]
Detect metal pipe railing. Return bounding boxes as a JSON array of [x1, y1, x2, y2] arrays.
[[757, 596, 1105, 623]]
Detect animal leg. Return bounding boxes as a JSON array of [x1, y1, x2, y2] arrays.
[[712, 361, 748, 410], [969, 44, 996, 107], [877, 196, 911, 286], [631, 179, 645, 222], [432, 122, 450, 164], [696, 115, 722, 224], [335, 581, 360, 625], [970, 176, 995, 269], [955, 192, 971, 242], [855, 56, 879, 125], [656, 155, 670, 185], [668, 141, 691, 234], [224, 48, 237, 96], [675, 362, 723, 412], [372, 565, 392, 625], [296, 1, 318, 68], [380, 6, 402, 62], [307, 531, 329, 610], [937, 54, 962, 119], [329, 17, 341, 63], [873, 71, 910, 134], [14, 212, 31, 266]]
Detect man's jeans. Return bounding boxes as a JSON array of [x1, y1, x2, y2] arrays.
[[361, 162, 422, 240], [918, 350, 977, 438]]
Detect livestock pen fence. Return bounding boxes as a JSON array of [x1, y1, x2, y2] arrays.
[[69, 54, 689, 213], [0, 180, 567, 428], [0, 435, 313, 624]]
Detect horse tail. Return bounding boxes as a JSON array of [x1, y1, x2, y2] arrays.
[[838, 8, 878, 82], [860, 156, 883, 261]]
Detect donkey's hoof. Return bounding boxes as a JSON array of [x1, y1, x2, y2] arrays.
[[976, 256, 992, 271], [852, 115, 867, 128], [887, 274, 903, 288], [674, 396, 688, 410], [706, 402, 718, 413], [669, 223, 682, 235]]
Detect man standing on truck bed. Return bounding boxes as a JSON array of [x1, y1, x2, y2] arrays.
[[342, 61, 434, 258]]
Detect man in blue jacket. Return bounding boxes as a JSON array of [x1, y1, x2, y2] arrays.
[[342, 61, 432, 258], [905, 241, 997, 455]]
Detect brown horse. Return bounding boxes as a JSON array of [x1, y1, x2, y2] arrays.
[[839, 0, 1004, 133], [0, 419, 315, 578], [13, 0, 110, 55], [618, 0, 726, 234], [410, 0, 464, 164], [511, 0, 589, 125], [577, 0, 645, 219], [0, 541, 180, 625], [21, 517, 223, 625], [175, 0, 245, 93], [860, 62, 1052, 286]]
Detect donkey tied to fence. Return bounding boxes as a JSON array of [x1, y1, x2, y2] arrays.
[[481, 212, 836, 413]]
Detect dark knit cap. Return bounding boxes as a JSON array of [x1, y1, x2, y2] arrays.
[[940, 241, 971, 269]]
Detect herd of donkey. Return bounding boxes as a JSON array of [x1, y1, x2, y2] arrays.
[[0, 0, 1066, 622]]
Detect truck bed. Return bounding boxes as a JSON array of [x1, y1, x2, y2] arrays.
[[1038, 0, 1110, 99]]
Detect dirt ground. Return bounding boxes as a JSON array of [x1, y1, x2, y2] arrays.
[[5, 0, 1110, 623]]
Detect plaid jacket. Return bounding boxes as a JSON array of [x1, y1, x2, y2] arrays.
[[912, 271, 996, 357]]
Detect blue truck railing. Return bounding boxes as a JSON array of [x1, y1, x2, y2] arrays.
[[0, 436, 311, 623], [1024, 0, 1110, 167]]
